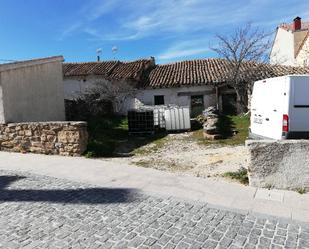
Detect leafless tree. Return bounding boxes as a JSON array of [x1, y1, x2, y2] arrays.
[[87, 79, 137, 114], [211, 23, 272, 113]]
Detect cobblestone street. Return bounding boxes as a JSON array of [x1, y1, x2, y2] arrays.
[[0, 170, 308, 249]]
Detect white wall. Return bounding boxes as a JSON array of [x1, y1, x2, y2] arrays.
[[136, 85, 217, 109], [296, 38, 309, 66], [270, 28, 295, 66], [0, 57, 65, 123], [64, 77, 103, 100], [64, 78, 217, 115], [64, 77, 136, 115]]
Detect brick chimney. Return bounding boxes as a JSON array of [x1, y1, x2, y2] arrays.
[[293, 16, 302, 31]]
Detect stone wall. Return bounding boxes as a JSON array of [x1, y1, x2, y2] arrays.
[[246, 140, 309, 190], [0, 122, 88, 156]]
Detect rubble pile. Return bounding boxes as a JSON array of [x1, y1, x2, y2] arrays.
[[202, 106, 222, 140]]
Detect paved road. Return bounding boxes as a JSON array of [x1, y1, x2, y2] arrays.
[[1, 151, 309, 222], [0, 170, 308, 249]]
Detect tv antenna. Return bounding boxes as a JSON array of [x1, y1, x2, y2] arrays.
[[96, 48, 102, 61], [112, 46, 118, 59]]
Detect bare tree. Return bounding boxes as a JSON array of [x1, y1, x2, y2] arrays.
[[88, 79, 137, 115], [211, 23, 272, 113]]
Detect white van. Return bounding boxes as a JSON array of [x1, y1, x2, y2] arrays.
[[250, 75, 309, 140]]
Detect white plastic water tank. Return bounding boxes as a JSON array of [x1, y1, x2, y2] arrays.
[[164, 106, 191, 131]]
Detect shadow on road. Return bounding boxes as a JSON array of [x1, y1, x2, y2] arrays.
[[0, 175, 139, 204]]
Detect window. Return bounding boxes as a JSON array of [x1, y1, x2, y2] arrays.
[[154, 95, 165, 105]]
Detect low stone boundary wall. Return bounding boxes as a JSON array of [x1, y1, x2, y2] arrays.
[[0, 122, 88, 156], [246, 140, 309, 190]]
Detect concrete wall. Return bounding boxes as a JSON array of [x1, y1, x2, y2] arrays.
[[136, 85, 217, 109], [246, 140, 309, 190], [270, 28, 295, 66], [0, 56, 65, 123]]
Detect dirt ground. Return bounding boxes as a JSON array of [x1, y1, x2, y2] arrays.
[[106, 132, 249, 180]]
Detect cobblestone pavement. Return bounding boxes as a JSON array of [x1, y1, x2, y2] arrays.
[[0, 170, 308, 249]]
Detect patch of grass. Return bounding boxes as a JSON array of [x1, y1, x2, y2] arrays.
[[84, 116, 128, 157], [192, 114, 250, 146], [85, 115, 167, 158], [134, 135, 169, 155], [222, 168, 249, 185], [134, 160, 150, 167], [296, 188, 307, 194]]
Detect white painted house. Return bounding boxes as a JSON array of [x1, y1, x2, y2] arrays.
[[63, 58, 309, 117], [270, 17, 309, 67]]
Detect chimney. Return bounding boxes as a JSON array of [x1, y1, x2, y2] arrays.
[[293, 16, 302, 31]]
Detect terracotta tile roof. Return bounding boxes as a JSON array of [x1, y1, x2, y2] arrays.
[[62, 61, 119, 77], [108, 59, 154, 80], [146, 59, 309, 88], [63, 59, 155, 81]]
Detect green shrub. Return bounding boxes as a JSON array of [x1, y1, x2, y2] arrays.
[[222, 167, 249, 185]]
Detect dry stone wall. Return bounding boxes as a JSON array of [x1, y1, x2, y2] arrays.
[[0, 122, 88, 156]]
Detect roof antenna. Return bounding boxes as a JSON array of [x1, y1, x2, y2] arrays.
[[112, 46, 118, 60], [96, 48, 102, 62]]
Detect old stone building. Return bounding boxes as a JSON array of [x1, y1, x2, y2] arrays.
[[63, 58, 309, 116]]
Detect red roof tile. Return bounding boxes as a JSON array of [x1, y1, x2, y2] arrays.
[[63, 59, 155, 81], [146, 59, 309, 88]]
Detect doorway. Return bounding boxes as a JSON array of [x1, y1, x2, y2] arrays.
[[191, 95, 204, 117], [222, 93, 237, 115]]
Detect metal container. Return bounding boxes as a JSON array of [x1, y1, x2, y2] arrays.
[[128, 110, 154, 134]]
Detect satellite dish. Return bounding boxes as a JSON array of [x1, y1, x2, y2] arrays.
[[112, 46, 118, 53], [96, 48, 102, 55]]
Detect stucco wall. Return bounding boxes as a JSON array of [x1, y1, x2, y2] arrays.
[[136, 85, 217, 109], [64, 77, 135, 115], [64, 78, 217, 115], [0, 57, 65, 123], [270, 28, 295, 66], [64, 77, 103, 100], [246, 140, 309, 190]]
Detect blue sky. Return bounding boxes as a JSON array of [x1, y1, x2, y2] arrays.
[[1, 0, 309, 64]]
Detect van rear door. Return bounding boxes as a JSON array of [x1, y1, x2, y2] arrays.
[[289, 76, 309, 132], [251, 77, 286, 139]]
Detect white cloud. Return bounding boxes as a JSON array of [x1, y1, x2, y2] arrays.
[[60, 0, 309, 43], [81, 0, 121, 21], [60, 0, 249, 41], [158, 39, 209, 61]]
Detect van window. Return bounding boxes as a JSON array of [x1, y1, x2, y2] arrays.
[[294, 80, 309, 107], [154, 95, 165, 105]]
